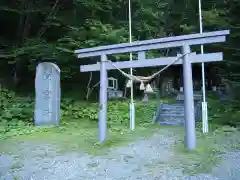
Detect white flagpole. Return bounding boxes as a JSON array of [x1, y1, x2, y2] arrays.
[[129, 0, 135, 130], [198, 0, 208, 133]]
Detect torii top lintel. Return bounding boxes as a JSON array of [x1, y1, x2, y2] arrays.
[[74, 30, 230, 58]]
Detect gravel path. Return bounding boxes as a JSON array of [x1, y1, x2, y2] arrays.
[[0, 129, 240, 180]]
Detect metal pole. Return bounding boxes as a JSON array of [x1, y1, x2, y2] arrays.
[[198, 0, 208, 133], [99, 55, 108, 143], [182, 45, 196, 150], [129, 0, 135, 130]]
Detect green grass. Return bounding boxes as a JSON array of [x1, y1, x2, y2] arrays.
[[0, 97, 185, 155], [0, 98, 167, 155], [8, 122, 162, 155], [171, 96, 240, 175], [173, 124, 240, 175], [1, 92, 240, 176]]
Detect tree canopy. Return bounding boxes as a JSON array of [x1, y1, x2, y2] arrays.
[[0, 0, 239, 94]]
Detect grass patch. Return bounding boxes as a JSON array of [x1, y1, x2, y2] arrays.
[[0, 98, 167, 155], [9, 122, 161, 155], [1, 89, 240, 174], [173, 124, 240, 175], [169, 95, 240, 175]]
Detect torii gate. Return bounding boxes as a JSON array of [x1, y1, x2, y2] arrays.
[[75, 30, 230, 150]]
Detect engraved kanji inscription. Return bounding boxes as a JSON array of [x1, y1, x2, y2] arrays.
[[43, 68, 53, 80], [43, 109, 52, 116], [42, 90, 52, 100]]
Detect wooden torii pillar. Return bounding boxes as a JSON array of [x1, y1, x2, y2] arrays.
[[75, 30, 229, 150]]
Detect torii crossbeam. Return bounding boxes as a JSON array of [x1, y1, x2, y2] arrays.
[[75, 30, 230, 150]]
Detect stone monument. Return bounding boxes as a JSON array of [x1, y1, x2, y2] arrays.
[[141, 92, 149, 103], [34, 62, 61, 126]]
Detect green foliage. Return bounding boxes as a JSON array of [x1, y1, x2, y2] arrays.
[[0, 88, 161, 154], [0, 0, 240, 99], [208, 98, 240, 127], [0, 87, 159, 139], [1, 86, 239, 141], [0, 88, 33, 134], [60, 99, 157, 128]]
